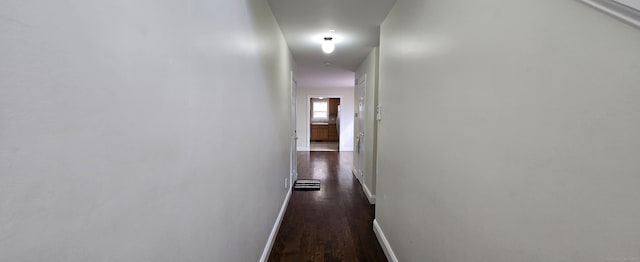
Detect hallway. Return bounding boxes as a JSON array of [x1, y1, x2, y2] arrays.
[[3, 0, 640, 260], [269, 152, 386, 261]]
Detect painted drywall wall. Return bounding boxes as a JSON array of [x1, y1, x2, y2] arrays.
[[376, 0, 640, 261], [354, 48, 380, 197], [296, 87, 354, 151], [0, 0, 293, 261]]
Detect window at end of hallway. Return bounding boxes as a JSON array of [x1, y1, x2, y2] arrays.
[[313, 100, 328, 121]]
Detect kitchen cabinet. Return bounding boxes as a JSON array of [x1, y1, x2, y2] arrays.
[[311, 125, 329, 141], [327, 124, 339, 140], [311, 124, 339, 141], [329, 98, 339, 116]]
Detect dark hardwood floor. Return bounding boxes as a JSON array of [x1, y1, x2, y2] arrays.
[[268, 151, 387, 262]]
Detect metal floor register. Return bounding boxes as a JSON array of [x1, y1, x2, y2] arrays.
[[294, 179, 321, 190]]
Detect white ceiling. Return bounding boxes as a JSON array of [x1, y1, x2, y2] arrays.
[[267, 0, 396, 88]]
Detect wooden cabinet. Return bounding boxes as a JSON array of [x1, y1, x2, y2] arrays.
[[311, 124, 339, 141], [329, 98, 339, 116], [327, 124, 339, 141], [311, 125, 329, 141]]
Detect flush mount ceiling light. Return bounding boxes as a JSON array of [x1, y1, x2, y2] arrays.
[[313, 30, 343, 54], [322, 37, 335, 54]]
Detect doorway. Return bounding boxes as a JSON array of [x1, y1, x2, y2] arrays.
[[309, 97, 340, 151], [355, 76, 366, 181], [289, 72, 298, 184]]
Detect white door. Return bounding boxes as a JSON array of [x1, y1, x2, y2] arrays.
[[356, 76, 366, 180], [289, 72, 298, 185]]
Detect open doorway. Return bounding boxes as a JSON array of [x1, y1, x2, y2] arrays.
[[309, 97, 340, 151]]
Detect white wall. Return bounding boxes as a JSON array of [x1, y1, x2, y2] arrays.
[[354, 48, 379, 199], [376, 0, 640, 261], [0, 0, 293, 261], [296, 87, 354, 151]]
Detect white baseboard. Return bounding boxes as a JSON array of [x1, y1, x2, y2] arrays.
[[373, 219, 399, 262], [259, 188, 292, 262], [362, 182, 376, 204], [352, 168, 360, 181], [340, 146, 354, 152], [299, 146, 351, 151], [352, 168, 376, 204]]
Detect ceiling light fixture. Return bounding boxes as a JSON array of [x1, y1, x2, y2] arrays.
[[322, 36, 335, 54], [312, 30, 343, 54]]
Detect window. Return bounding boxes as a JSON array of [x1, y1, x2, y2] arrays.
[[312, 100, 328, 121]]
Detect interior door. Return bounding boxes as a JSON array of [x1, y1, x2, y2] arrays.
[[356, 76, 366, 180], [290, 72, 298, 185]]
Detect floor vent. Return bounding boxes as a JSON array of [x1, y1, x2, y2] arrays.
[[294, 179, 321, 190]]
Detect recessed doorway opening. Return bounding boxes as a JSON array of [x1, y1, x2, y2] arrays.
[[309, 97, 340, 152]]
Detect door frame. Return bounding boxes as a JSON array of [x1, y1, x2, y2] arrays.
[[306, 95, 343, 150], [290, 72, 298, 185], [355, 75, 367, 181]]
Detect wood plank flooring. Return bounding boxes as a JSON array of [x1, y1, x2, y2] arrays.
[[268, 151, 387, 262]]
